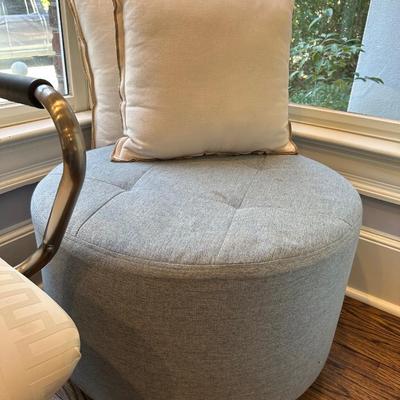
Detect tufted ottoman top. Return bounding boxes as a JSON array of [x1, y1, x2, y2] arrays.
[[32, 146, 362, 278]]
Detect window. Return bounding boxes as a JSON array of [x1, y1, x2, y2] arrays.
[[0, 0, 88, 127], [290, 1, 400, 126], [2, 0, 33, 15], [0, 0, 67, 97]]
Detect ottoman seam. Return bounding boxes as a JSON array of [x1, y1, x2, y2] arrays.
[[57, 225, 359, 275], [215, 164, 262, 260], [74, 191, 125, 236]]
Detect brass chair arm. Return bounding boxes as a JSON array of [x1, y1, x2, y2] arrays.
[[0, 73, 86, 278]]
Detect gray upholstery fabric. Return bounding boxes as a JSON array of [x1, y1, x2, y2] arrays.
[[53, 381, 91, 400], [32, 146, 362, 400]]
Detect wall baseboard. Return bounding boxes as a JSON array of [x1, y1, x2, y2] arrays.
[[1, 222, 399, 317], [347, 227, 400, 317], [346, 287, 400, 318]]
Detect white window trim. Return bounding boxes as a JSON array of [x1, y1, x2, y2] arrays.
[[0, 1, 89, 128], [291, 104, 400, 206], [290, 104, 400, 143], [0, 2, 91, 195], [0, 110, 92, 195], [0, 105, 398, 207]]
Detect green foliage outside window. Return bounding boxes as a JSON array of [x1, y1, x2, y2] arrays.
[[41, 0, 50, 11], [290, 0, 383, 111]]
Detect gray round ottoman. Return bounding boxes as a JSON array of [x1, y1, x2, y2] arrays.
[[32, 146, 362, 400]]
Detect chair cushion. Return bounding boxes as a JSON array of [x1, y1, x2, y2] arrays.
[[112, 0, 297, 161], [0, 259, 80, 400], [32, 147, 361, 277]]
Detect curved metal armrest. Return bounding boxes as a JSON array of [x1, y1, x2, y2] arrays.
[[0, 73, 86, 278]]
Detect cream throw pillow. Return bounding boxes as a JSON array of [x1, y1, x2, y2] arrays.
[[67, 0, 122, 147], [112, 0, 297, 161]]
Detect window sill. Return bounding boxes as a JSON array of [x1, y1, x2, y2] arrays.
[[0, 112, 398, 205], [0, 111, 92, 194], [292, 121, 400, 161], [292, 122, 400, 205]]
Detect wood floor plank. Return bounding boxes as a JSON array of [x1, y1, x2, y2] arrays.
[[301, 344, 394, 400], [376, 364, 400, 394], [302, 297, 400, 399], [335, 298, 400, 373]]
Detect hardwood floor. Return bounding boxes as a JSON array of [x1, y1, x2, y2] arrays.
[[55, 297, 400, 399], [301, 297, 400, 399]]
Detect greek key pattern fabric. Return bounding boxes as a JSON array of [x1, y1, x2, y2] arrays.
[[0, 258, 80, 400]]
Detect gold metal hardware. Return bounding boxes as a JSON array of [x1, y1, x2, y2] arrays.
[[16, 85, 86, 278]]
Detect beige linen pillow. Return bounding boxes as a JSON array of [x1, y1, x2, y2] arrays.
[[112, 0, 297, 161], [67, 0, 122, 147]]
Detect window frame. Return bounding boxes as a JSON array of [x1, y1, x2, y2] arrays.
[[289, 104, 400, 144], [0, 1, 89, 128], [290, 102, 400, 206]]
